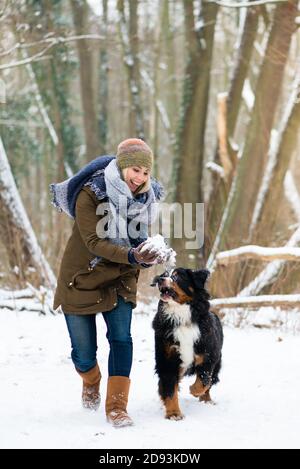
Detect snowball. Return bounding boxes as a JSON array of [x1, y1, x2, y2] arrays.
[[140, 234, 176, 267]]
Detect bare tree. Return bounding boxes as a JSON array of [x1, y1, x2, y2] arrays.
[[216, 1, 298, 253], [70, 0, 103, 160], [117, 0, 144, 138], [250, 74, 300, 242], [0, 137, 56, 289], [148, 0, 176, 180], [98, 0, 109, 152], [207, 4, 260, 251], [172, 0, 219, 266]]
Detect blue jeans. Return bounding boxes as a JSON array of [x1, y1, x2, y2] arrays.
[[64, 296, 133, 377]]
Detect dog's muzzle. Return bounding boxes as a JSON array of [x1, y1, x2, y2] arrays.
[[158, 280, 177, 301]]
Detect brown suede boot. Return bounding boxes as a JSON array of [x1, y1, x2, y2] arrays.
[[105, 376, 134, 427], [77, 363, 101, 411]]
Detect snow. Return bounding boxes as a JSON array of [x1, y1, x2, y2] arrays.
[[217, 245, 300, 262], [156, 100, 171, 130], [223, 306, 300, 332], [140, 234, 176, 268], [87, 0, 102, 16], [0, 304, 299, 449], [0, 287, 54, 315], [0, 288, 34, 300], [242, 78, 254, 111], [24, 55, 59, 146], [194, 18, 204, 32], [206, 161, 225, 178], [212, 293, 300, 307]]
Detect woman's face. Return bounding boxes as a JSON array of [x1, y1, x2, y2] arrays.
[[124, 166, 150, 192]]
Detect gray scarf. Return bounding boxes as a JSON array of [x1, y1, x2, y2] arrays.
[[98, 159, 159, 248]]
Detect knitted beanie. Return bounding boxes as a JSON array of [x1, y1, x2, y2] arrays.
[[116, 138, 153, 171]]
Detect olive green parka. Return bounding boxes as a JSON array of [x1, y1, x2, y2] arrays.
[[53, 186, 145, 315]]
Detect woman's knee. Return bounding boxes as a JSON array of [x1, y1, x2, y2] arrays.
[[71, 350, 97, 373], [107, 328, 132, 343], [64, 313, 97, 372], [103, 297, 133, 342]]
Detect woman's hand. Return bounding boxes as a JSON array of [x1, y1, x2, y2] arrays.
[[131, 242, 162, 264]]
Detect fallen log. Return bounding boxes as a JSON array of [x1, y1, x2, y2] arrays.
[[211, 294, 300, 311], [216, 245, 300, 266]]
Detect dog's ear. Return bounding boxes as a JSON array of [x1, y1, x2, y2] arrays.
[[150, 275, 161, 287], [189, 269, 210, 289]]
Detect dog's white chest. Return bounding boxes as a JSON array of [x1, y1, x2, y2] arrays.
[[164, 302, 201, 370], [174, 323, 200, 370]]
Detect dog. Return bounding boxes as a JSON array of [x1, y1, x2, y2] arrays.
[[151, 268, 223, 420]]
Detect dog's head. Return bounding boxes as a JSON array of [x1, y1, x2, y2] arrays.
[[151, 268, 210, 305]]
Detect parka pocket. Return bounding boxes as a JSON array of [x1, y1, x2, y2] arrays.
[[70, 262, 121, 291], [66, 283, 103, 306], [65, 268, 103, 306], [120, 275, 138, 295]]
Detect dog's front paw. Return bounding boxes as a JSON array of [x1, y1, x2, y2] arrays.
[[165, 411, 184, 421]]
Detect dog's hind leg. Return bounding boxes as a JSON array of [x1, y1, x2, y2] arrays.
[[190, 359, 221, 403], [189, 376, 210, 398], [199, 388, 216, 404], [211, 357, 222, 385]]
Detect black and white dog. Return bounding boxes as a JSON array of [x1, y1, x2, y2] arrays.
[[151, 268, 223, 420]]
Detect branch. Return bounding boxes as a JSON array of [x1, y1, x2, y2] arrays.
[[206, 161, 225, 178], [0, 34, 105, 70], [22, 50, 59, 145], [0, 286, 55, 315], [211, 294, 300, 310], [238, 224, 300, 297], [0, 288, 34, 300], [205, 0, 287, 8], [0, 0, 8, 18], [0, 300, 48, 314], [216, 245, 300, 265], [0, 43, 54, 70]]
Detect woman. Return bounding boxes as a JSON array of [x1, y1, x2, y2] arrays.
[[51, 138, 164, 427]]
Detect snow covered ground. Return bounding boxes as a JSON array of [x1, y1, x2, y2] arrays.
[[0, 302, 299, 449]]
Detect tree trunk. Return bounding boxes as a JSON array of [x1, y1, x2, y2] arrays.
[[70, 0, 103, 160], [117, 0, 144, 138], [98, 0, 109, 153], [148, 0, 175, 180], [250, 75, 300, 241], [0, 138, 56, 289], [217, 1, 297, 252], [148, 1, 164, 178], [235, 72, 300, 294], [172, 0, 218, 267], [206, 6, 260, 254]]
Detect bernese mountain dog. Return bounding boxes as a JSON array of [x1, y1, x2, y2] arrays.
[[151, 268, 223, 420]]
